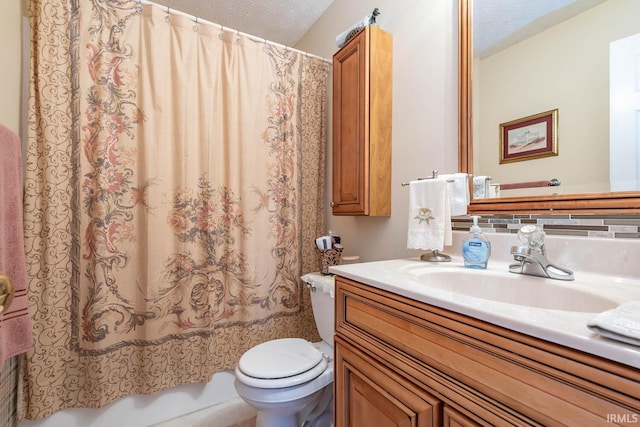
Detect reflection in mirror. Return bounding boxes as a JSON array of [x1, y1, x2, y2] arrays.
[[461, 0, 640, 213]]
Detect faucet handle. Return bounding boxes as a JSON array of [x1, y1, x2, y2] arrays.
[[517, 225, 545, 249]]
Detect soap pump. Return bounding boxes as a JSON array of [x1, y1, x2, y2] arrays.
[[462, 215, 491, 269]]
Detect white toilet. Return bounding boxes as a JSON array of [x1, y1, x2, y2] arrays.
[[234, 274, 335, 427]]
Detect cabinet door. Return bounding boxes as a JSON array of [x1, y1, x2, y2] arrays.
[[443, 406, 483, 427], [332, 25, 392, 216], [332, 29, 367, 215], [335, 339, 441, 427]]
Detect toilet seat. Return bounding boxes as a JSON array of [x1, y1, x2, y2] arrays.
[[236, 338, 329, 389]]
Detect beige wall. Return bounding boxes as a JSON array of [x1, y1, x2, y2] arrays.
[[297, 0, 459, 262], [475, 0, 640, 197], [0, 0, 23, 135]]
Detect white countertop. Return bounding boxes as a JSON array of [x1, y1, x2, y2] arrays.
[[330, 257, 640, 369]]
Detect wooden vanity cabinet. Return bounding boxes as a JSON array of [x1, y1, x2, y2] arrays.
[[336, 338, 442, 426], [332, 25, 392, 216], [334, 276, 640, 427]]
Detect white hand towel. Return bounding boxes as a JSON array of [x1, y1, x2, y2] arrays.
[[473, 176, 491, 199], [407, 179, 452, 251], [587, 301, 640, 346], [440, 173, 470, 216]]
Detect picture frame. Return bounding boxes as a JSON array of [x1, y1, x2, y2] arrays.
[[499, 109, 558, 164]]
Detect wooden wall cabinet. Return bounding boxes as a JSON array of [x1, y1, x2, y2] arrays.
[[334, 276, 640, 426], [332, 26, 392, 216]]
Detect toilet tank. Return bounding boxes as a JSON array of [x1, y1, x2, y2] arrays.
[[303, 274, 335, 346]]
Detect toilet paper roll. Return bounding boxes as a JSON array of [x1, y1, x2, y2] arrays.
[[336, 8, 380, 48]]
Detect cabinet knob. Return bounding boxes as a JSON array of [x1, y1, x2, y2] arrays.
[[330, 202, 335, 207]]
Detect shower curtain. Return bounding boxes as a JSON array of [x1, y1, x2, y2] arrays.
[[22, 0, 328, 419]]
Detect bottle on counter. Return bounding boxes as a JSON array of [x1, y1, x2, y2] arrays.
[[462, 215, 491, 269]]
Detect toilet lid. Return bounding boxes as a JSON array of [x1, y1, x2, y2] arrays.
[[238, 338, 324, 379]]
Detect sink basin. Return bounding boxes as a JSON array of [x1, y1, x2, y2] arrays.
[[415, 269, 618, 313]]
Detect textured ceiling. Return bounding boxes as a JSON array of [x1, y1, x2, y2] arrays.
[[147, 0, 335, 47], [145, 0, 605, 58], [474, 0, 606, 58]]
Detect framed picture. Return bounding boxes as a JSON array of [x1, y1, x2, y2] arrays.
[[499, 109, 558, 164]]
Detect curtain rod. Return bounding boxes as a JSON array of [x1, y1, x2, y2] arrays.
[[137, 0, 332, 64]]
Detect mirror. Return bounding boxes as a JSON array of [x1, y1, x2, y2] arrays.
[[459, 0, 640, 213]]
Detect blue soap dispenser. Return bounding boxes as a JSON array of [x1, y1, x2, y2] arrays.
[[462, 215, 491, 269]]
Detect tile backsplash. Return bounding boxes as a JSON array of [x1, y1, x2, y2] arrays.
[[453, 214, 640, 239]]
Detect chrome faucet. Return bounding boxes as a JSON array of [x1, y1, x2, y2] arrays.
[[509, 225, 574, 281]]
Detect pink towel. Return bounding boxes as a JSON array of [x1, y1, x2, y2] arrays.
[[0, 124, 32, 364]]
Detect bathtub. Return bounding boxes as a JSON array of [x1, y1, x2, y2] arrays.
[[18, 371, 238, 427]]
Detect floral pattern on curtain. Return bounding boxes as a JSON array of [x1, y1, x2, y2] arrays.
[[22, 0, 328, 419]]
